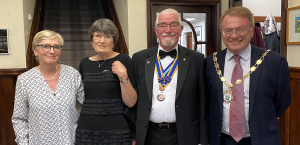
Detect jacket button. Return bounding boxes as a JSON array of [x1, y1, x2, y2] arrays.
[[218, 135, 221, 138], [148, 108, 151, 111], [144, 124, 147, 128], [176, 105, 178, 108]]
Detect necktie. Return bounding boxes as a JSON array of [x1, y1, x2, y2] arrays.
[[229, 55, 246, 142], [159, 49, 177, 59]]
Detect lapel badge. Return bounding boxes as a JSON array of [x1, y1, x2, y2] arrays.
[[183, 58, 186, 61], [147, 61, 150, 64]]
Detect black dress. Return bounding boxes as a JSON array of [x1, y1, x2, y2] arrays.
[[75, 54, 136, 145]]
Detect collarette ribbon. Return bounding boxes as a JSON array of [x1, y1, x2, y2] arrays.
[[155, 53, 178, 91]]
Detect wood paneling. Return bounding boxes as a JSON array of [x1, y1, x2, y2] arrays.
[[279, 67, 300, 145], [280, 0, 287, 58], [253, 16, 281, 22], [0, 69, 28, 145], [105, 0, 129, 55], [26, 0, 44, 69]]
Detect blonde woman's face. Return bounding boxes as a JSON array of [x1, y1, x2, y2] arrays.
[[34, 37, 61, 65]]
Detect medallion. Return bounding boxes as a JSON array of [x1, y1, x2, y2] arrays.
[[157, 93, 165, 101], [223, 89, 233, 103]]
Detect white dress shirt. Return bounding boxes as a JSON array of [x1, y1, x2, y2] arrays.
[[222, 44, 251, 137], [149, 45, 178, 123]]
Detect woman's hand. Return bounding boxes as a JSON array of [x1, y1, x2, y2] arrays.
[[112, 61, 128, 81], [112, 60, 137, 108], [132, 140, 136, 145]]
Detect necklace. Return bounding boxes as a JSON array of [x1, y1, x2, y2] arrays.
[[213, 49, 270, 103], [96, 59, 107, 67], [38, 65, 58, 81]]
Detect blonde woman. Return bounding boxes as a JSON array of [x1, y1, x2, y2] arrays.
[[12, 30, 84, 145]]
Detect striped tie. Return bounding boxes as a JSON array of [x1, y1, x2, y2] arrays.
[[229, 55, 246, 142]]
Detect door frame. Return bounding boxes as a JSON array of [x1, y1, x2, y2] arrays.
[[147, 0, 221, 56]]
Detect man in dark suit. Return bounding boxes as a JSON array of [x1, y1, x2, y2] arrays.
[[132, 8, 209, 145], [206, 6, 291, 145]]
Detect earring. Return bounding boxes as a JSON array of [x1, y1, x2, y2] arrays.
[[35, 56, 39, 64]]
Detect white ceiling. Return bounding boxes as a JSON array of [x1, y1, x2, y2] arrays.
[[182, 13, 206, 23]]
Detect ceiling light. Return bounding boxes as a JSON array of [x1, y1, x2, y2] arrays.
[[185, 18, 195, 21]]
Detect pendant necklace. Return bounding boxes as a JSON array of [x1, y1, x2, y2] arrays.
[[38, 65, 58, 81], [96, 59, 107, 67], [213, 50, 270, 103]]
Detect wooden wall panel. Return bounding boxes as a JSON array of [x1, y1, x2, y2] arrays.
[[288, 67, 300, 145], [280, 67, 300, 145], [0, 69, 28, 145]]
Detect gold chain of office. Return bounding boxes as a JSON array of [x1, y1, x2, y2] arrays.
[[213, 50, 270, 103]]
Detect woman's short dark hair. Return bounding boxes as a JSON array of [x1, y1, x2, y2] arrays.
[[88, 18, 119, 45]]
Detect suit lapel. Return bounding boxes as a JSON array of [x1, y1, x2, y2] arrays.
[[249, 46, 264, 120], [145, 46, 158, 102], [216, 49, 226, 116], [175, 46, 190, 100]]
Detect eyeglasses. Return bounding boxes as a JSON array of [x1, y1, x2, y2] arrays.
[[157, 22, 180, 30], [93, 33, 113, 41], [37, 44, 62, 52], [222, 27, 251, 36]]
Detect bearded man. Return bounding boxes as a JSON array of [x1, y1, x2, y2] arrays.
[[132, 8, 209, 145]]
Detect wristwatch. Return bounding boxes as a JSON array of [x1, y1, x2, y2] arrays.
[[121, 77, 128, 84]]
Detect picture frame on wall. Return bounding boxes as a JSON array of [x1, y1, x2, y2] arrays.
[[287, 5, 300, 45], [0, 29, 9, 54], [194, 26, 202, 41]]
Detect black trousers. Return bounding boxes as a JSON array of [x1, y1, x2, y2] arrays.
[[221, 133, 252, 145], [144, 122, 179, 145]]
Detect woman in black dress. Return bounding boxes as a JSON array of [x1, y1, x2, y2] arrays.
[[75, 18, 137, 145]]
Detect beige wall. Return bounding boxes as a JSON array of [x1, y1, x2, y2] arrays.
[[0, 0, 35, 69], [113, 0, 147, 57], [23, 0, 36, 53], [287, 0, 300, 67]]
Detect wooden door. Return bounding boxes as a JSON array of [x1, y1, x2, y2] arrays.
[[147, 0, 221, 57], [186, 32, 193, 49]]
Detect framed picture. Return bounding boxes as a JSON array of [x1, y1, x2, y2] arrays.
[[194, 26, 202, 41], [0, 29, 9, 54], [286, 6, 300, 44]]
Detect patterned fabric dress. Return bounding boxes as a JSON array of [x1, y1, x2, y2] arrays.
[[75, 54, 136, 145], [11, 64, 84, 145]]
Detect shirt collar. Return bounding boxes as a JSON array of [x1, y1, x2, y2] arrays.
[[157, 45, 178, 53], [225, 44, 251, 61]]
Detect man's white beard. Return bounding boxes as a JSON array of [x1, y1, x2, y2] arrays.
[[160, 33, 176, 47], [161, 38, 176, 47]]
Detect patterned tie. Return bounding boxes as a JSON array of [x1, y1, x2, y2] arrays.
[[229, 55, 245, 142]]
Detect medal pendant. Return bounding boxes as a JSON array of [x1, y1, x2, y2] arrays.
[[157, 93, 165, 101], [223, 89, 233, 103]]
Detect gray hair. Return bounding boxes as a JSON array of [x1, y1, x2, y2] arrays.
[[88, 18, 119, 45], [32, 30, 64, 51], [155, 8, 182, 26]]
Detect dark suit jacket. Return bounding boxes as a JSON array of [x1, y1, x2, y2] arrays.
[[132, 45, 209, 145], [206, 45, 291, 145]]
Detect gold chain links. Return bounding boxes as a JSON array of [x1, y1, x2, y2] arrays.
[[213, 50, 270, 89]]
